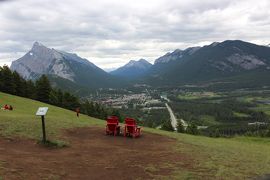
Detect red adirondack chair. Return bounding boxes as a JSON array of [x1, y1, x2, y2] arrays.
[[105, 116, 120, 136], [124, 118, 141, 138]]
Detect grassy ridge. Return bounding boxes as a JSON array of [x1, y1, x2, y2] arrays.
[[1, 92, 270, 179]]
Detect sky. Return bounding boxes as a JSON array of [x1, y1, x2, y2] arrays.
[[0, 0, 270, 70]]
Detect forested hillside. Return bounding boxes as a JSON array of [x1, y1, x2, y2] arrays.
[[0, 66, 120, 120]]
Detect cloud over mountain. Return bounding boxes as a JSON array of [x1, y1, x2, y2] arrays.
[[1, 0, 270, 68]]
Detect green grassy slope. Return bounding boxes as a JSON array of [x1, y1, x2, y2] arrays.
[[0, 92, 103, 140], [146, 128, 270, 179], [0, 92, 270, 179]]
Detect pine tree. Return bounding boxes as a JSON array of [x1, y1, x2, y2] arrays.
[[161, 120, 175, 131], [177, 120, 185, 133], [56, 89, 63, 107], [266, 126, 270, 137], [1, 66, 15, 94], [62, 91, 80, 110], [25, 80, 36, 99], [186, 123, 199, 135], [12, 71, 24, 96], [49, 88, 65, 107], [88, 101, 95, 116], [35, 75, 52, 103], [49, 89, 59, 106], [111, 109, 122, 122], [214, 128, 220, 137], [0, 66, 4, 91]]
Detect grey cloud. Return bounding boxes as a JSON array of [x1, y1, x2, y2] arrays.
[[0, 0, 270, 68]]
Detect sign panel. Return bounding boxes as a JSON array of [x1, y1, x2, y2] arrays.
[[36, 107, 49, 116]]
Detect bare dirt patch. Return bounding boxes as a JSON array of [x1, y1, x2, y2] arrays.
[[0, 127, 193, 179]]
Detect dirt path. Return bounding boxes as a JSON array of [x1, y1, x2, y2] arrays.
[[0, 127, 193, 180]]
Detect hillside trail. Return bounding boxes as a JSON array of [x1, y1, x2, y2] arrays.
[[0, 127, 193, 180]]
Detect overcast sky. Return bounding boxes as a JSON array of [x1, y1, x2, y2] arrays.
[[0, 0, 270, 70]]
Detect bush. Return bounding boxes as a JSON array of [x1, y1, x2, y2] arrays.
[[266, 128, 270, 137], [161, 120, 175, 131], [186, 123, 199, 135], [177, 120, 185, 133]]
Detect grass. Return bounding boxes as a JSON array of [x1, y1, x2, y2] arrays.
[[177, 92, 220, 100], [0, 92, 103, 141], [145, 128, 270, 179], [1, 92, 270, 179], [233, 112, 250, 117], [199, 115, 220, 126], [252, 104, 270, 116]]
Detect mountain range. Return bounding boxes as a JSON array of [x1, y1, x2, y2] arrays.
[[143, 40, 270, 88], [11, 42, 124, 90], [110, 59, 152, 79], [10, 40, 270, 91]]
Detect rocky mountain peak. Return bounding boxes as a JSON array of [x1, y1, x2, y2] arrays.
[[110, 58, 152, 78], [31, 41, 49, 52], [154, 47, 200, 64], [138, 58, 150, 64], [33, 41, 44, 47], [125, 59, 151, 68], [10, 42, 106, 83]]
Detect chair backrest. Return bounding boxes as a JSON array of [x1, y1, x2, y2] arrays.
[[125, 118, 136, 125], [107, 116, 119, 124], [125, 118, 137, 134]]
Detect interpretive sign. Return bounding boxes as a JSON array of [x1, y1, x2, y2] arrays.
[[36, 107, 49, 143], [36, 107, 48, 116]]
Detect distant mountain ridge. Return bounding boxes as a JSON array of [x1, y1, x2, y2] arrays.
[[11, 42, 125, 89], [142, 40, 270, 88], [110, 59, 152, 79], [154, 47, 201, 64], [10, 40, 270, 90]]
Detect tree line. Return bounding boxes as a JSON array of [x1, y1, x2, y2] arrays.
[[161, 118, 270, 138], [169, 99, 269, 123], [0, 65, 120, 120]]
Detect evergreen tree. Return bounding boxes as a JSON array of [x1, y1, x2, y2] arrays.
[[0, 66, 122, 122], [0, 66, 15, 94], [35, 75, 52, 103], [49, 89, 59, 106], [177, 120, 185, 133], [214, 128, 220, 137], [12, 71, 24, 96], [49, 88, 65, 107], [161, 120, 175, 131], [56, 89, 63, 107], [0, 66, 3, 90], [111, 109, 122, 122], [99, 106, 108, 119], [62, 91, 80, 110], [25, 80, 36, 99], [186, 123, 199, 135], [81, 100, 90, 115], [88, 101, 95, 116], [266, 126, 270, 137]]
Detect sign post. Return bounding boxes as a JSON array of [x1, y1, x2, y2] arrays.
[[36, 107, 48, 143]]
